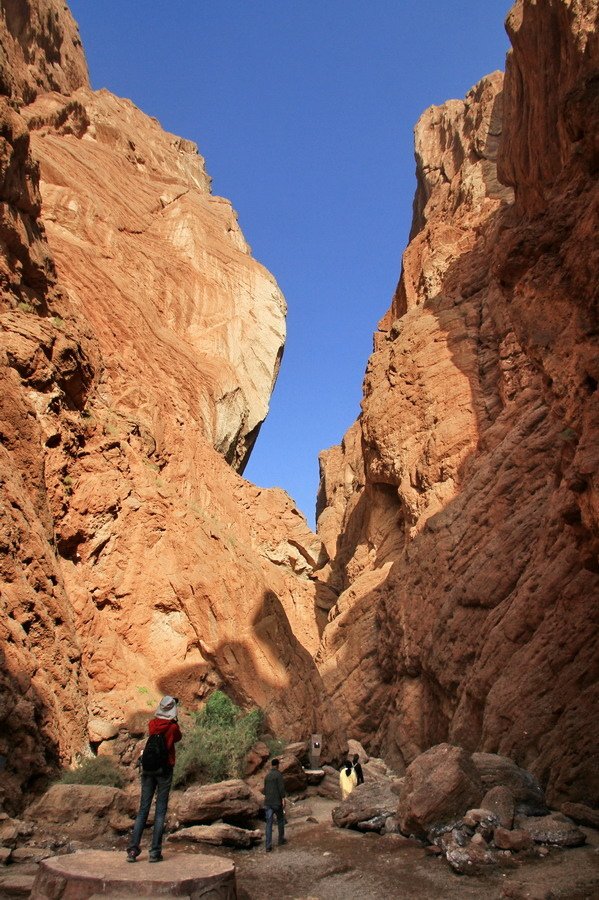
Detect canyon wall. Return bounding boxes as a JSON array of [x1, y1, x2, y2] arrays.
[[316, 0, 599, 807], [0, 0, 332, 813]]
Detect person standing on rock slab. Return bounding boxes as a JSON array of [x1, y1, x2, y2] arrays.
[[339, 759, 357, 800], [263, 758, 287, 852], [127, 696, 182, 863]]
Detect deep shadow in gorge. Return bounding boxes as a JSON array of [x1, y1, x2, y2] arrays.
[[315, 46, 599, 806]]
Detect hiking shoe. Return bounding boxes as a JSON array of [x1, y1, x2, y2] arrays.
[[279, 838, 288, 846], [149, 853, 163, 863], [126, 848, 140, 863], [265, 846, 272, 852]]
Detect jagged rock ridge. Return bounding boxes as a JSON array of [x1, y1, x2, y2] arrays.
[[316, 0, 599, 807]]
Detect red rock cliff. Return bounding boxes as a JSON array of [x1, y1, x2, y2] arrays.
[[316, 0, 599, 807], [0, 0, 331, 812]]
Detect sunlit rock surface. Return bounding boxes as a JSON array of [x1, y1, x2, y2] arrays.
[[0, 0, 332, 813]]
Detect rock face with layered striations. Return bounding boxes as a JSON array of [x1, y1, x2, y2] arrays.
[[316, 0, 599, 807], [0, 0, 334, 813]]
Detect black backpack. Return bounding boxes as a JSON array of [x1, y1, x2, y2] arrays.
[[140, 732, 169, 773]]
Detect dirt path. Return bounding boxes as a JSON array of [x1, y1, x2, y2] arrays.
[[197, 798, 599, 900], [2, 798, 598, 899]]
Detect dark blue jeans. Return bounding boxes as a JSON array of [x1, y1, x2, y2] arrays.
[[129, 768, 173, 855], [265, 805, 285, 850]]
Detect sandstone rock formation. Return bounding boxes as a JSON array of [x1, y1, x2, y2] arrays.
[[0, 0, 334, 813], [316, 0, 599, 807]]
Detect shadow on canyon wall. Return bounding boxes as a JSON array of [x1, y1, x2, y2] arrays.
[[158, 589, 343, 754], [318, 187, 599, 804]]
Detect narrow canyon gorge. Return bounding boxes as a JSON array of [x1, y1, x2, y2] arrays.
[[0, 0, 597, 829]]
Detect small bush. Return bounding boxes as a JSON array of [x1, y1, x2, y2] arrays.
[[59, 756, 124, 788], [173, 691, 263, 788]]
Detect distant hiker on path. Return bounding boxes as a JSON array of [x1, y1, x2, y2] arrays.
[[339, 759, 357, 800], [263, 758, 287, 852], [352, 753, 364, 785], [127, 696, 182, 863]]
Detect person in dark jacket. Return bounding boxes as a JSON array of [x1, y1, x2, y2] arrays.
[[263, 758, 287, 851], [127, 696, 182, 863], [352, 753, 365, 785]]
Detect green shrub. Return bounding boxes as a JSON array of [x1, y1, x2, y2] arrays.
[[264, 736, 286, 757], [59, 756, 124, 788], [173, 691, 263, 788]]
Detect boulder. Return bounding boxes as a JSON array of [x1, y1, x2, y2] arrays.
[[515, 812, 586, 847], [493, 827, 533, 852], [168, 823, 261, 848], [347, 739, 369, 764], [304, 769, 325, 785], [0, 873, 36, 896], [283, 741, 309, 761], [398, 744, 484, 837], [472, 753, 547, 816], [317, 765, 342, 801], [0, 847, 11, 864], [560, 801, 599, 829], [481, 785, 515, 830], [244, 741, 270, 777], [332, 781, 399, 829], [29, 850, 236, 899], [25, 785, 127, 841], [87, 718, 118, 743], [279, 755, 308, 793], [176, 779, 259, 826]]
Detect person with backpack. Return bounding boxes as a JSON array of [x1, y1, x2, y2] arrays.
[[126, 696, 182, 863]]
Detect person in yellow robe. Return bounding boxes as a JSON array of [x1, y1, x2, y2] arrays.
[[339, 760, 358, 800]]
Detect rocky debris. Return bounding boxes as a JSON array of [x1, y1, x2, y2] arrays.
[[332, 780, 400, 830], [168, 823, 261, 848], [437, 828, 506, 876], [398, 744, 483, 837], [176, 779, 259, 826], [30, 849, 236, 900], [515, 813, 586, 847], [560, 801, 599, 829], [24, 785, 128, 841], [0, 818, 33, 849]]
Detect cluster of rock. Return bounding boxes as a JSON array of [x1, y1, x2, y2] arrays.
[[332, 744, 591, 875]]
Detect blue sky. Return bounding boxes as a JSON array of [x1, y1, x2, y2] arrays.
[[68, 1, 511, 527]]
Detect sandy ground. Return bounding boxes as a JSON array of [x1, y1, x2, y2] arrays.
[[168, 797, 599, 900]]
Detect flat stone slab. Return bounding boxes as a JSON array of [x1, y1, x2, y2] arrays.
[[30, 849, 236, 899]]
